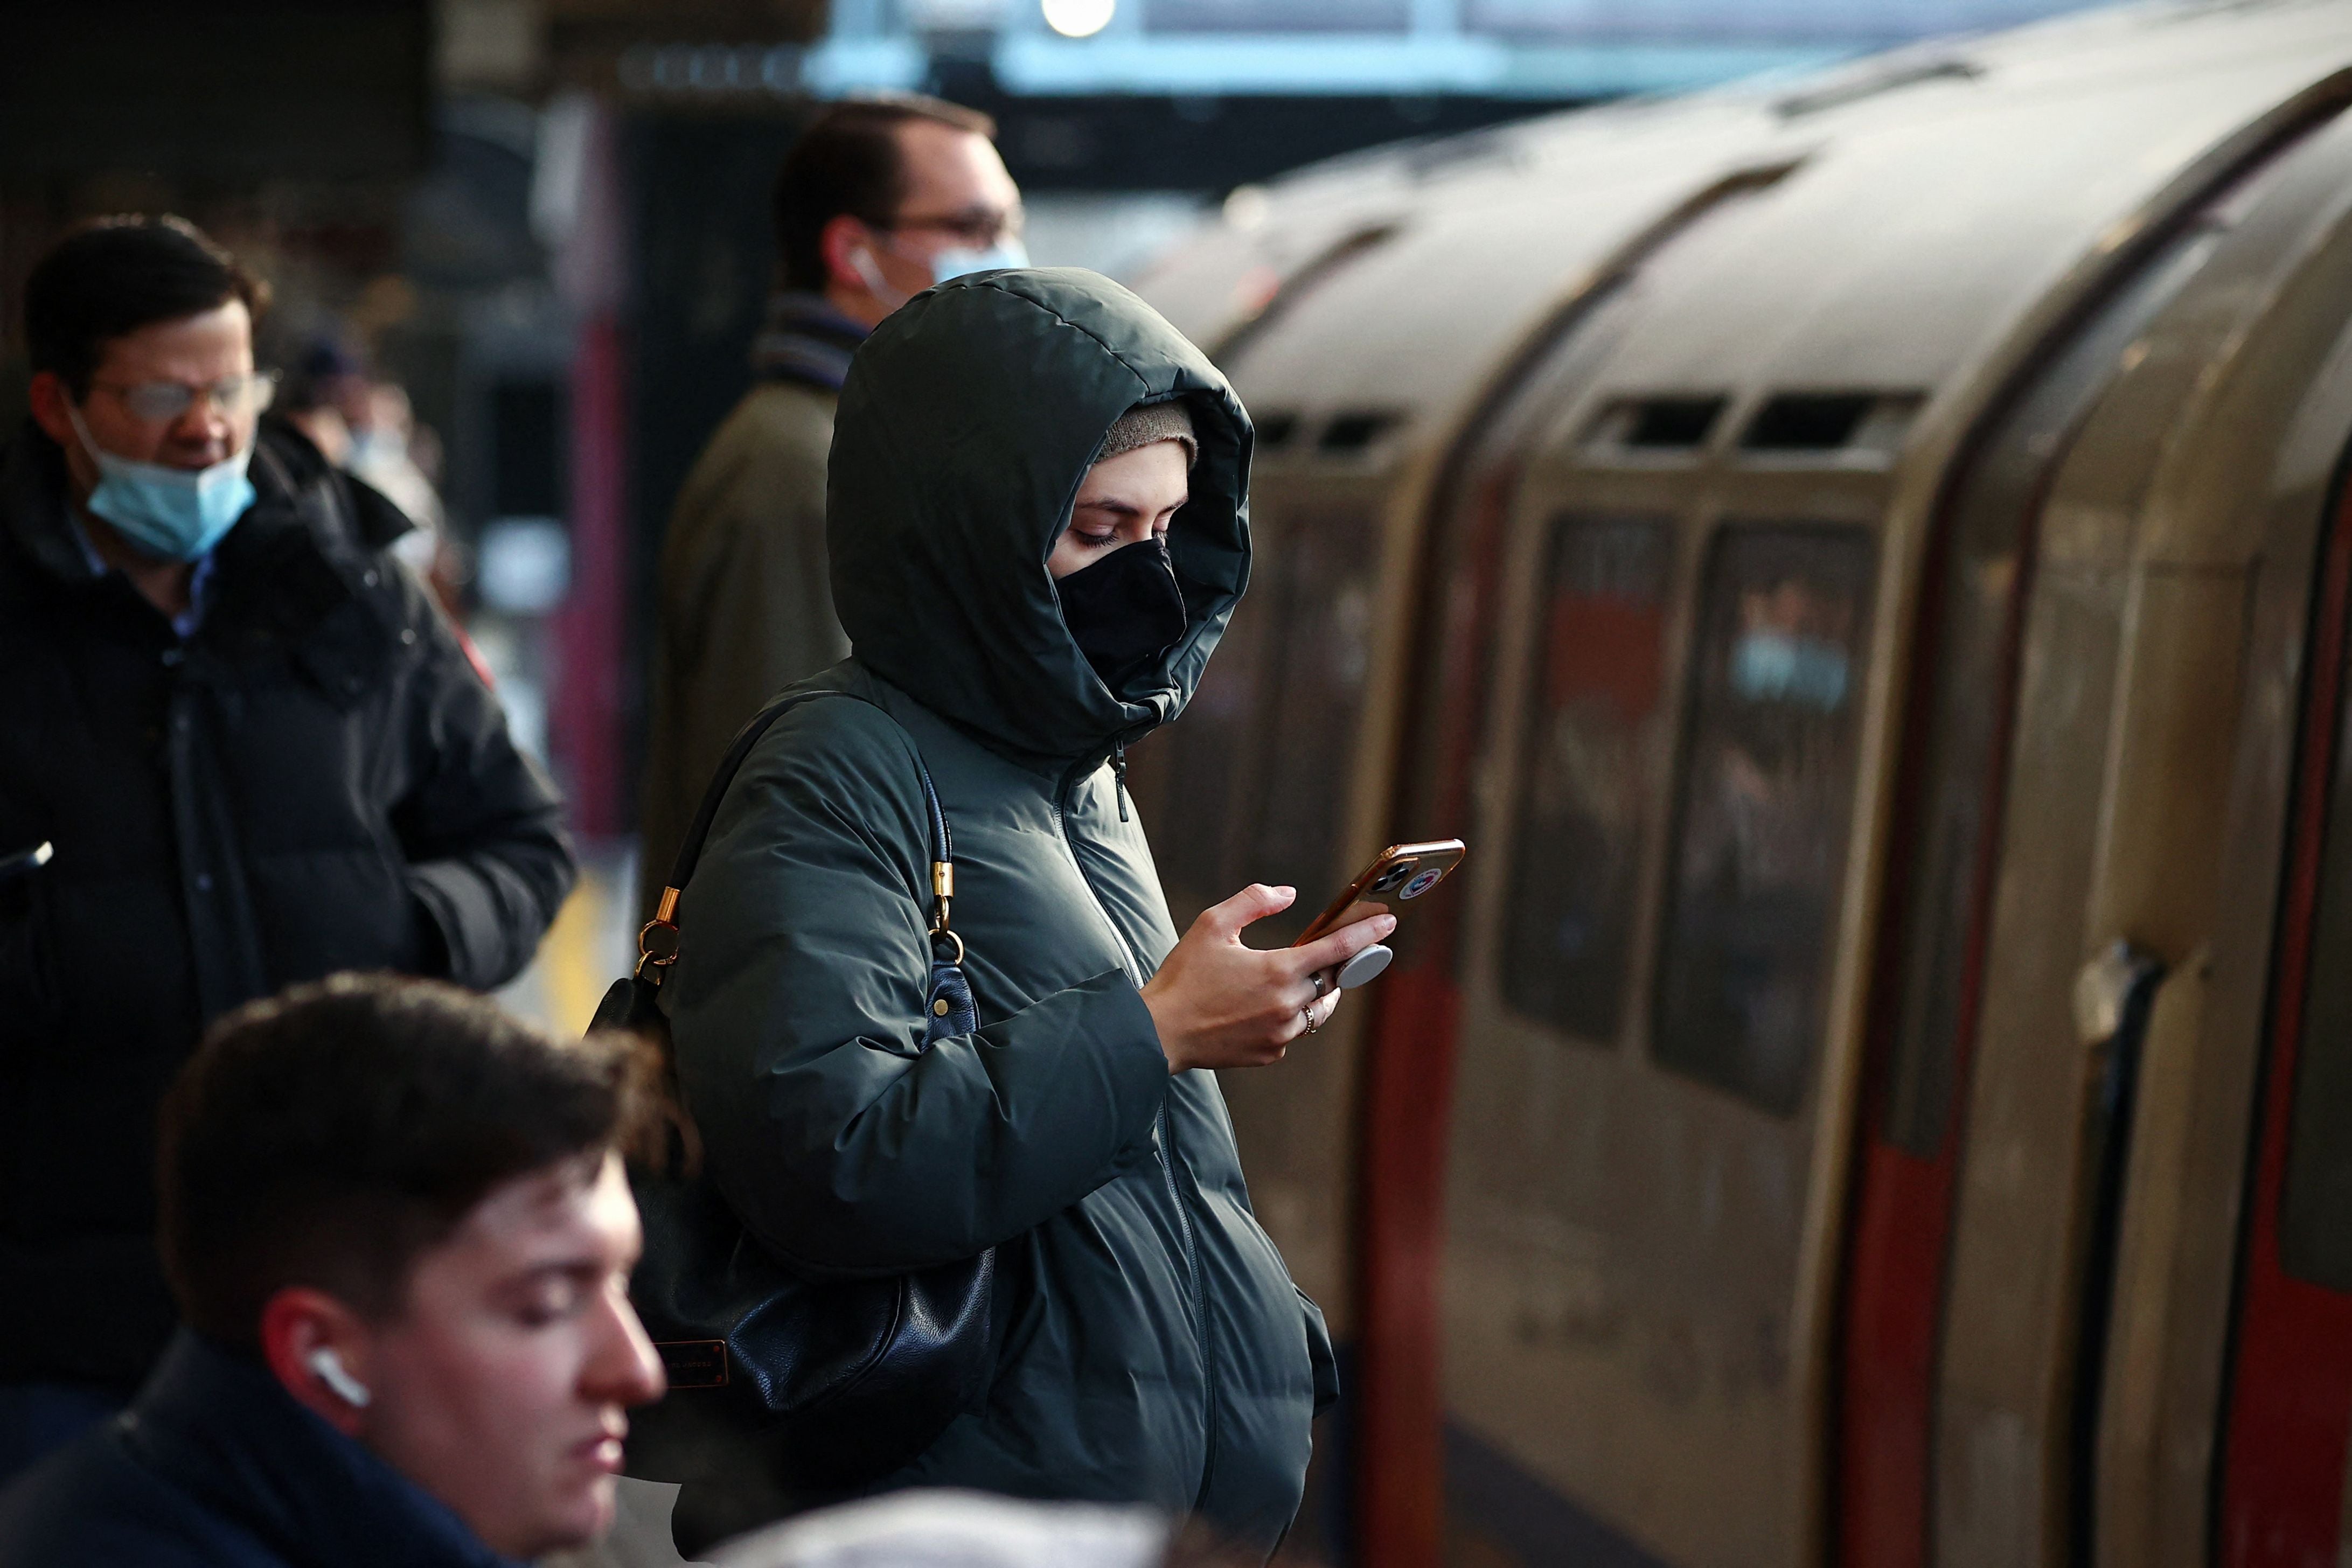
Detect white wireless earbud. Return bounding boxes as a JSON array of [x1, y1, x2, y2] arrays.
[[848, 245, 910, 310], [307, 1347, 372, 1409]]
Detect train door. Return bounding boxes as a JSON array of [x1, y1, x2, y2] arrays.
[[1839, 94, 2352, 1568], [1836, 213, 2235, 1568]]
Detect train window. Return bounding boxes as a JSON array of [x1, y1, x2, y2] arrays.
[[1254, 412, 1302, 450], [2278, 641, 2352, 1291], [1498, 513, 1674, 1042], [1318, 412, 1403, 455], [1244, 508, 1384, 923], [1743, 393, 1876, 451], [1651, 524, 1876, 1114], [1582, 394, 1728, 455], [1739, 392, 1924, 459]]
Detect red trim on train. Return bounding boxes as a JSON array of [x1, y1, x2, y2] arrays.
[[1356, 964, 1466, 1566], [2219, 480, 2352, 1568], [1837, 571, 2034, 1566], [1836, 347, 2060, 1568], [1355, 464, 1522, 1568], [1841, 1144, 1949, 1567]]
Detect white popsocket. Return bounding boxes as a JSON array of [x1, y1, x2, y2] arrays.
[[1335, 943, 1393, 990]]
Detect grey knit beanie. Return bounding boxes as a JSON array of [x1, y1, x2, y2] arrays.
[[1094, 400, 1198, 468]]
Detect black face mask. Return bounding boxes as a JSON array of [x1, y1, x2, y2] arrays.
[[1056, 535, 1188, 696]]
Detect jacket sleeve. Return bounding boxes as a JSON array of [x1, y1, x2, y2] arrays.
[[386, 566, 577, 990], [666, 703, 1171, 1276]]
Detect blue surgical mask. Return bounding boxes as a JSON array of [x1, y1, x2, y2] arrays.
[[65, 404, 254, 563], [926, 239, 1028, 283], [1730, 630, 1850, 712], [853, 239, 1032, 310], [345, 426, 406, 475]]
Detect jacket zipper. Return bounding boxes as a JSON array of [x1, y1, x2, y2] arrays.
[[1053, 762, 1218, 1504], [1052, 770, 1145, 986]]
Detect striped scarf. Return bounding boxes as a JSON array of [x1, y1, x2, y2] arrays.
[[748, 291, 869, 392]]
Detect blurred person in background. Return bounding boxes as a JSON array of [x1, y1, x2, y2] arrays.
[[347, 380, 449, 578], [637, 92, 1024, 920], [276, 334, 364, 468], [281, 336, 457, 610], [0, 974, 669, 1566], [0, 216, 575, 1481]]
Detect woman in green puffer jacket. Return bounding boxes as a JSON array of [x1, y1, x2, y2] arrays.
[[662, 268, 1394, 1556]]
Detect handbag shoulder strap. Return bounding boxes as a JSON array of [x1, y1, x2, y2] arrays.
[[634, 689, 955, 987]]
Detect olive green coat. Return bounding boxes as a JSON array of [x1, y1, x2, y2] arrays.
[[638, 379, 850, 919], [663, 270, 1335, 1550]]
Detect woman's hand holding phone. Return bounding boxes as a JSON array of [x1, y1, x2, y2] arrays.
[[1142, 883, 1395, 1074]]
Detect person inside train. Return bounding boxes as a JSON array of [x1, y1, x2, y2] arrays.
[[637, 91, 1025, 923], [650, 268, 1384, 1555], [0, 973, 669, 1566], [0, 215, 575, 1483]]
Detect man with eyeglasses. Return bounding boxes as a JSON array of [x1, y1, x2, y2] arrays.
[[0, 215, 575, 1482], [637, 92, 1025, 921]]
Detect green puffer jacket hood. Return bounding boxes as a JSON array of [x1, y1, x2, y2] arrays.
[[660, 271, 1332, 1556], [828, 268, 1251, 765]]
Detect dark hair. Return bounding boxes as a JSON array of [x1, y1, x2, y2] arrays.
[[157, 973, 662, 1350], [771, 93, 998, 292], [22, 215, 270, 398]]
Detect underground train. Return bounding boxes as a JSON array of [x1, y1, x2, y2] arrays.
[[1114, 4, 2352, 1565]]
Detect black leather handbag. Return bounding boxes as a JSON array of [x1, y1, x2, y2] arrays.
[[590, 691, 995, 1504]]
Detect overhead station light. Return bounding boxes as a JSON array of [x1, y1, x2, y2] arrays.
[[1042, 0, 1115, 39]]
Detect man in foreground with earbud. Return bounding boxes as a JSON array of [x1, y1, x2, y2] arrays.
[[0, 974, 669, 1565]]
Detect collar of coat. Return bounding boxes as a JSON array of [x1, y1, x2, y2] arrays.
[[118, 1331, 527, 1568], [749, 290, 869, 392], [0, 416, 421, 701]]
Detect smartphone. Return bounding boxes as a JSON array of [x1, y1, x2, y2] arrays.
[[1291, 838, 1467, 949]]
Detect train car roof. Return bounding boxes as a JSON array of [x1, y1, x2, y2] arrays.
[[1138, 0, 2352, 470]]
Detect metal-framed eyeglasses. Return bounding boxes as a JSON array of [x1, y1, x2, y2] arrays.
[[89, 370, 280, 425], [879, 206, 1025, 249]]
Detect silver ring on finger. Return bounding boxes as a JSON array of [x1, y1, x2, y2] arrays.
[[1310, 970, 1329, 999]]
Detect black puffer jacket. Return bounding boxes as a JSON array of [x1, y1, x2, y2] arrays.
[[664, 271, 1333, 1553], [0, 418, 574, 1392]]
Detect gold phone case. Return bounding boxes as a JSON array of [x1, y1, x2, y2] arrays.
[[1292, 838, 1468, 947]]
